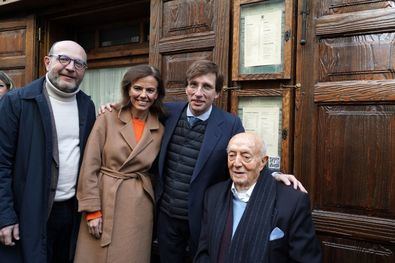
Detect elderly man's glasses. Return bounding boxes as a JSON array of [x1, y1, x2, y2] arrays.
[[49, 54, 88, 71]]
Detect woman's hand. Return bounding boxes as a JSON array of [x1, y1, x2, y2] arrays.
[[273, 172, 307, 193], [87, 217, 103, 239]]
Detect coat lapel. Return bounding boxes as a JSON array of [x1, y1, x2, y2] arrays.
[[21, 78, 52, 149], [23, 80, 53, 198], [191, 107, 223, 182], [29, 83, 52, 158], [119, 109, 137, 153], [119, 109, 158, 169], [76, 92, 90, 155]]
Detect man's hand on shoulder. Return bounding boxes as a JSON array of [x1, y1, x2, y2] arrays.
[[98, 102, 117, 116], [272, 172, 308, 193], [0, 223, 19, 246]]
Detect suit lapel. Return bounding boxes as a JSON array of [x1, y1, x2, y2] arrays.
[[271, 207, 278, 231], [211, 182, 233, 261], [191, 107, 223, 182]]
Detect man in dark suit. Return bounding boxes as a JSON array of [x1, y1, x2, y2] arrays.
[[156, 60, 244, 262], [0, 41, 96, 263], [194, 132, 322, 263], [155, 60, 306, 262]]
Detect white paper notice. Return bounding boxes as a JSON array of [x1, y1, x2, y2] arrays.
[[242, 106, 280, 157], [244, 9, 282, 67]]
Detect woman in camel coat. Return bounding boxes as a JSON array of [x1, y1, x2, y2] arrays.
[[74, 65, 165, 263]]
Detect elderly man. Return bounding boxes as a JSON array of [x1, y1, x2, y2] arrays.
[[0, 41, 96, 263], [194, 132, 322, 263]]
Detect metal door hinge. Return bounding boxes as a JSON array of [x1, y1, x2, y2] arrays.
[[280, 83, 301, 89], [282, 129, 288, 140], [223, 86, 241, 91], [37, 27, 42, 42], [284, 31, 291, 42], [300, 0, 309, 45]]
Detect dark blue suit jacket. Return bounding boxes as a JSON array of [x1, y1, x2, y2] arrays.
[[195, 167, 322, 263], [0, 77, 96, 263], [156, 102, 244, 249]]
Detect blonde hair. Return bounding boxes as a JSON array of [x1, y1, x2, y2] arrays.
[[0, 71, 15, 90]]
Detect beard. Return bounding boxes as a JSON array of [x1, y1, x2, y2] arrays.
[[48, 72, 81, 93]]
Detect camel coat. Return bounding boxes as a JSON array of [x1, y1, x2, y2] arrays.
[[74, 108, 164, 263]]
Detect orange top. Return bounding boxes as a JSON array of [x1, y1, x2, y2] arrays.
[[85, 118, 146, 221], [86, 210, 102, 221], [132, 118, 145, 142]]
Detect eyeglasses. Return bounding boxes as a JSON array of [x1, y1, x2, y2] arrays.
[[187, 83, 216, 94], [49, 54, 88, 71]]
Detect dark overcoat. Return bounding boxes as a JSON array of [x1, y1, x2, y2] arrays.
[[156, 102, 244, 251], [194, 167, 322, 263], [0, 77, 96, 263]]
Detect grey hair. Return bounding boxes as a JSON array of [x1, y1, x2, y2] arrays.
[[259, 139, 267, 158], [226, 132, 267, 158]]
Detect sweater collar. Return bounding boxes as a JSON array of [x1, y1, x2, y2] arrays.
[[45, 73, 79, 102]]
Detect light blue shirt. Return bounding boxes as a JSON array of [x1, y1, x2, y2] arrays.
[[232, 197, 247, 237], [186, 104, 212, 121], [230, 183, 256, 237]]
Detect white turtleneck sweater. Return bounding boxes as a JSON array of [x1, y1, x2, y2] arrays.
[[45, 74, 80, 201]]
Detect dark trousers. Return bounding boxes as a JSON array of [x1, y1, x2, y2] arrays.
[[47, 198, 75, 263], [158, 210, 194, 263]]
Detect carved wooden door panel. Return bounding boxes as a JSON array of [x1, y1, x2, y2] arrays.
[[0, 15, 36, 88], [149, 0, 230, 108], [295, 1, 395, 262]]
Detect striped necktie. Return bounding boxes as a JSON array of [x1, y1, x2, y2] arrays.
[[187, 116, 200, 126]]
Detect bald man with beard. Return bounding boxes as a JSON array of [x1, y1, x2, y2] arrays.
[[0, 41, 96, 263]]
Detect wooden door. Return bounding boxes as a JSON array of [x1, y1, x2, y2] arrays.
[[0, 15, 37, 88], [295, 1, 395, 262], [149, 0, 230, 108]]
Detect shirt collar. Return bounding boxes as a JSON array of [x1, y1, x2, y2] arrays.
[[231, 182, 256, 203], [186, 105, 212, 121]]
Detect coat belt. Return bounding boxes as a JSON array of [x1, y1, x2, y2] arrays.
[[99, 166, 154, 247]]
